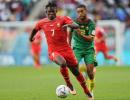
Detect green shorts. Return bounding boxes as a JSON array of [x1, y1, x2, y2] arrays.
[[73, 47, 98, 66]]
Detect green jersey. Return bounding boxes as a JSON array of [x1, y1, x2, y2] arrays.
[[72, 19, 95, 50]]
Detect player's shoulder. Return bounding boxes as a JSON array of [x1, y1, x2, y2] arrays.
[[96, 26, 105, 35], [88, 18, 95, 24]]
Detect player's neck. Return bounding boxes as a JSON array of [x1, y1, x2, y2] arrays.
[[47, 17, 57, 21], [77, 17, 88, 22]]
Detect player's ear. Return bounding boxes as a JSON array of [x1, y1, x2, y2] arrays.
[[45, 7, 47, 13], [45, 9, 48, 15], [55, 7, 57, 13]]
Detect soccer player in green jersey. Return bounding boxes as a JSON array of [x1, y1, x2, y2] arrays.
[[70, 4, 97, 98]]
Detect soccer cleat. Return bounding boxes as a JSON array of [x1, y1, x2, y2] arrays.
[[69, 88, 77, 95], [90, 91, 94, 100], [88, 97, 94, 100], [67, 85, 76, 95], [87, 93, 94, 100], [87, 79, 95, 99]]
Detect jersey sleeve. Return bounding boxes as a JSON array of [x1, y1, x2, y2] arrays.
[[63, 16, 73, 25], [35, 20, 42, 30], [88, 20, 96, 36]]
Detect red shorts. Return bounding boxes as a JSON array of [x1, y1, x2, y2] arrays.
[[49, 48, 78, 67]]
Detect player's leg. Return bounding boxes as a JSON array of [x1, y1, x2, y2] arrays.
[[79, 64, 96, 80], [67, 64, 92, 98], [65, 50, 92, 99], [84, 51, 97, 97], [102, 50, 118, 62], [73, 48, 86, 75], [34, 53, 41, 67], [49, 52, 74, 94], [31, 50, 41, 68], [86, 64, 94, 91], [79, 64, 87, 77]]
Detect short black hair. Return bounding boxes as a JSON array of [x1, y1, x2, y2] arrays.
[[45, 1, 57, 9], [76, 4, 87, 10]]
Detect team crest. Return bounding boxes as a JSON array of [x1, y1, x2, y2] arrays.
[[57, 23, 60, 27], [86, 27, 89, 30], [81, 26, 84, 28]]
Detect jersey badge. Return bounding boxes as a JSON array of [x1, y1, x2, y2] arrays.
[[57, 23, 60, 27], [86, 27, 89, 30]]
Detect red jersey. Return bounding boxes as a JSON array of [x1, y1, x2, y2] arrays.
[[94, 26, 106, 47], [31, 31, 42, 53], [35, 16, 73, 53]]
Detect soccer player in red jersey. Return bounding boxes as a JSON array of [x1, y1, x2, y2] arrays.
[[29, 2, 93, 100], [94, 26, 118, 62], [30, 31, 42, 68]]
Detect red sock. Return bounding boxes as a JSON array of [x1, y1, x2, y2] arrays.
[[76, 72, 92, 97], [60, 67, 73, 87]]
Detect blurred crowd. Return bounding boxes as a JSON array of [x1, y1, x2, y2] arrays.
[[58, 0, 130, 21], [0, 0, 130, 22], [0, 0, 38, 21]]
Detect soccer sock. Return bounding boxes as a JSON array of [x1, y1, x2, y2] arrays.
[[60, 67, 73, 89], [76, 73, 92, 97], [88, 79, 95, 92]]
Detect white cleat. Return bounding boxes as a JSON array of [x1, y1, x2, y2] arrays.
[[69, 88, 77, 95], [88, 97, 94, 100], [90, 92, 94, 100], [67, 86, 77, 95]]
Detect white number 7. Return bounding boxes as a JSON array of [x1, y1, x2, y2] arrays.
[[51, 29, 55, 36]]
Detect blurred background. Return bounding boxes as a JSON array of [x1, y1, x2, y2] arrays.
[[0, 0, 130, 66]]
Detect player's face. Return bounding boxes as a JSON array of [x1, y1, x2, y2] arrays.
[[46, 7, 57, 20], [76, 7, 87, 20]]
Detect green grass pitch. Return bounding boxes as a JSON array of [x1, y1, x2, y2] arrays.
[[0, 65, 130, 100]]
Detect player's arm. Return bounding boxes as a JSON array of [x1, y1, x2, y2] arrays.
[[63, 16, 80, 30], [29, 28, 38, 42], [63, 22, 80, 45], [67, 22, 80, 29], [29, 20, 41, 42], [62, 22, 80, 31], [75, 28, 95, 42], [67, 27, 73, 45], [77, 29, 95, 41], [77, 22, 95, 42]]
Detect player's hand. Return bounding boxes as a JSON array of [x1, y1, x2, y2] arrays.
[[75, 29, 82, 36], [62, 24, 68, 31], [29, 37, 34, 42]]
